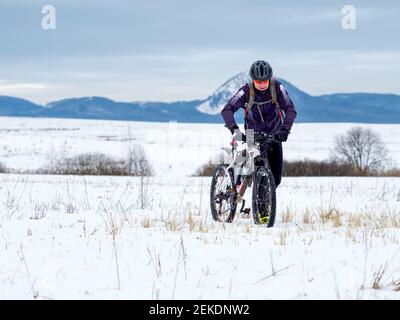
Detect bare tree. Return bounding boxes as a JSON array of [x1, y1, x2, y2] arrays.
[[0, 161, 7, 173], [126, 144, 154, 177], [331, 127, 388, 174]]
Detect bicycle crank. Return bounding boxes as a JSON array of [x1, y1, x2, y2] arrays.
[[239, 199, 251, 218]]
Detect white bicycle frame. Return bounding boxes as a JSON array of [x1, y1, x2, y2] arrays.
[[223, 129, 260, 185]]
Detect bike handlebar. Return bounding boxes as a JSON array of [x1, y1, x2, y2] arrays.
[[241, 132, 278, 144]]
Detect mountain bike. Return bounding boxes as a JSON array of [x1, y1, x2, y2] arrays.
[[210, 131, 277, 227]]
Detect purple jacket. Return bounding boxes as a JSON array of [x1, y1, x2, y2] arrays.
[[221, 80, 297, 134]]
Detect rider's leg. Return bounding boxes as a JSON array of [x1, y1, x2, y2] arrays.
[[261, 141, 283, 187]]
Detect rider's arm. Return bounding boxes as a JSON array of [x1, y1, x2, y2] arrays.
[[221, 85, 249, 134], [275, 81, 297, 132]]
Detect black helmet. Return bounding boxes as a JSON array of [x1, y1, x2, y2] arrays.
[[249, 60, 273, 80]]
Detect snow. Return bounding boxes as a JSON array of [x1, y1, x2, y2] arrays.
[[0, 116, 400, 299], [0, 117, 399, 176]]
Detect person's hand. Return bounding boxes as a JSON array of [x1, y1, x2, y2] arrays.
[[274, 128, 290, 142], [229, 124, 239, 134]]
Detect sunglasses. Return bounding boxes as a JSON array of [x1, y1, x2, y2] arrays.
[[254, 80, 269, 85]]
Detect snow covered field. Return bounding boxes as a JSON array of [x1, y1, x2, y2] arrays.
[[1, 117, 400, 176], [0, 117, 400, 299]]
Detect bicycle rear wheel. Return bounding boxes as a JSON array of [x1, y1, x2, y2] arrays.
[[252, 166, 276, 227], [210, 164, 237, 223]]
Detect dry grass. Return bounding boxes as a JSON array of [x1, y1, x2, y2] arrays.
[[100, 203, 124, 239], [165, 217, 181, 232], [275, 229, 289, 246], [283, 159, 358, 176], [193, 157, 400, 177], [185, 213, 208, 233], [31, 202, 48, 220], [193, 161, 218, 177], [319, 207, 338, 224], [342, 211, 400, 244], [281, 207, 294, 224], [372, 265, 385, 290], [136, 205, 399, 243], [390, 214, 400, 228], [375, 213, 400, 229], [393, 279, 400, 291], [345, 212, 400, 230], [316, 207, 343, 228], [138, 211, 211, 234], [142, 217, 152, 228], [381, 168, 400, 177], [302, 209, 313, 224], [345, 227, 355, 242], [347, 213, 368, 228], [191, 219, 209, 233], [332, 210, 342, 228], [371, 262, 400, 292], [186, 213, 195, 231]]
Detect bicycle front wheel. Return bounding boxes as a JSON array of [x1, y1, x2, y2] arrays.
[[252, 166, 276, 227]]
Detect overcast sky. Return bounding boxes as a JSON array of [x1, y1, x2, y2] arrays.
[[0, 0, 399, 104]]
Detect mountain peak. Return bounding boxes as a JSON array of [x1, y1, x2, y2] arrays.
[[196, 72, 250, 115], [195, 72, 308, 115]]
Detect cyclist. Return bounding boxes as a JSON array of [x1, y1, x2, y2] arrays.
[[221, 60, 297, 197]]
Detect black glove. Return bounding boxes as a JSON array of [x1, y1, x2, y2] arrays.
[[229, 124, 244, 141], [229, 124, 239, 135], [274, 128, 290, 142]]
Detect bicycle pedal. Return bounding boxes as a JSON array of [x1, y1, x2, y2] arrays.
[[241, 208, 251, 218]]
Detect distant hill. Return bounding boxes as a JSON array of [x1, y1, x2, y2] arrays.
[[0, 96, 44, 116], [1, 73, 399, 123]]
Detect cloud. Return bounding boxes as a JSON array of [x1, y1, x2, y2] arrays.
[[0, 81, 48, 94], [0, 1, 399, 102]]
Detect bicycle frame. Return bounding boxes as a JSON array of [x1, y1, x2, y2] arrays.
[[223, 130, 274, 186]]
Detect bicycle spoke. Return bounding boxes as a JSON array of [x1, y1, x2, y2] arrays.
[[218, 208, 231, 217]]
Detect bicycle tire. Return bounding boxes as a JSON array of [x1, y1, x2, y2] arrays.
[[210, 164, 237, 223], [252, 166, 276, 227]]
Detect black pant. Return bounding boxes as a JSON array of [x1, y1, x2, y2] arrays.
[[260, 141, 283, 187]]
